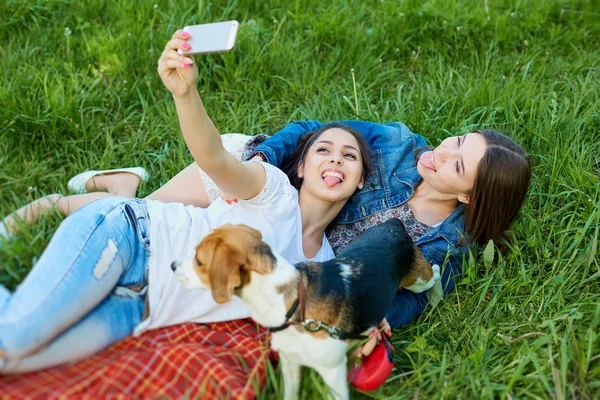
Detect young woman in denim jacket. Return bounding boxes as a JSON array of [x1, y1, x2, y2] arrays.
[[249, 121, 531, 328]]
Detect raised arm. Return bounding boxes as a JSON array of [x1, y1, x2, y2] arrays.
[[255, 120, 418, 167], [157, 30, 265, 200], [253, 120, 325, 166]]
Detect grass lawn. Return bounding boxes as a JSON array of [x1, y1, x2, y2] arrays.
[[1, 0, 599, 398]]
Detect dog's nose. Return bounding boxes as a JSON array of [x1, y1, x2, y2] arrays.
[[170, 261, 178, 272]]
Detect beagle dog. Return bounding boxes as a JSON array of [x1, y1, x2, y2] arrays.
[[171, 220, 440, 400]]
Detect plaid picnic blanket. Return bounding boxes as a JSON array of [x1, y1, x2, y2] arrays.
[[0, 319, 275, 400]]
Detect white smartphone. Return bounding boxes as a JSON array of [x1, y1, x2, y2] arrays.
[[177, 20, 239, 55]]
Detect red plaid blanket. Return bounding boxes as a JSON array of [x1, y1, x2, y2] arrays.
[[0, 319, 275, 400]]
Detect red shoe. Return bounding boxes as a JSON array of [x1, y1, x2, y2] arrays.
[[348, 332, 394, 391]]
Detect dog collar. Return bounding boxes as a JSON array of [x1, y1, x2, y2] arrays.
[[268, 270, 369, 340], [268, 273, 305, 333]]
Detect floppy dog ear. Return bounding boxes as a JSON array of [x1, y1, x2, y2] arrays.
[[208, 241, 244, 303]]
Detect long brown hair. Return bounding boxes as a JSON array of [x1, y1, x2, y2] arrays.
[[281, 123, 374, 190], [463, 129, 531, 251]]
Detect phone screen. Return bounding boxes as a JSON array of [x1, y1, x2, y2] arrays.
[[179, 21, 239, 55]]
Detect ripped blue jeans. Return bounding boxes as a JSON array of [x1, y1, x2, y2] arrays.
[[0, 197, 150, 374]]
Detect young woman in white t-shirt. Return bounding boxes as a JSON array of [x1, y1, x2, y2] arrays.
[[0, 31, 374, 374]]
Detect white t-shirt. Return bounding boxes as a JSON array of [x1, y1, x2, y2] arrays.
[[134, 162, 334, 335]]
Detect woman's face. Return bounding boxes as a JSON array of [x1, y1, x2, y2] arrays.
[[417, 132, 488, 203], [298, 127, 365, 203]]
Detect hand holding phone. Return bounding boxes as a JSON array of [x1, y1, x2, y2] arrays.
[[158, 30, 199, 97], [177, 21, 239, 55]]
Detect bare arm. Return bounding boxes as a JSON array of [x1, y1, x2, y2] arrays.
[[172, 90, 265, 199], [157, 30, 265, 200]]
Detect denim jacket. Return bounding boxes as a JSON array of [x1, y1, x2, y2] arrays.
[[254, 120, 470, 328]]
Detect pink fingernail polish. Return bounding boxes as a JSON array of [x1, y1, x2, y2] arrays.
[[182, 42, 190, 50], [182, 32, 190, 38], [181, 63, 189, 69]]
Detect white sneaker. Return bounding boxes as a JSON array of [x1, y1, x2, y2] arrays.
[[67, 167, 149, 194]]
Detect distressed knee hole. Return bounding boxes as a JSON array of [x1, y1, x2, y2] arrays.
[[94, 239, 118, 279]]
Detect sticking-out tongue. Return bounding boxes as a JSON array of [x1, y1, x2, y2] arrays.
[[419, 151, 435, 171], [324, 175, 342, 187]]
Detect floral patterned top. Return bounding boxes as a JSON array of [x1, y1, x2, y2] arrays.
[[326, 204, 431, 255]]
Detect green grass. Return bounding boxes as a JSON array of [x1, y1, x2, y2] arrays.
[[1, 0, 599, 398]]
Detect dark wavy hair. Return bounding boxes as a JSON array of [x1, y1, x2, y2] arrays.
[[280, 123, 373, 190]]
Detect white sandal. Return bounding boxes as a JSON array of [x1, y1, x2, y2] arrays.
[[67, 167, 149, 193]]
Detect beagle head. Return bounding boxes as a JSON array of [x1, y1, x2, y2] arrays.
[[172, 224, 276, 303]]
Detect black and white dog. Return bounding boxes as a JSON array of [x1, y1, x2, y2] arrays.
[[172, 219, 440, 399]]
